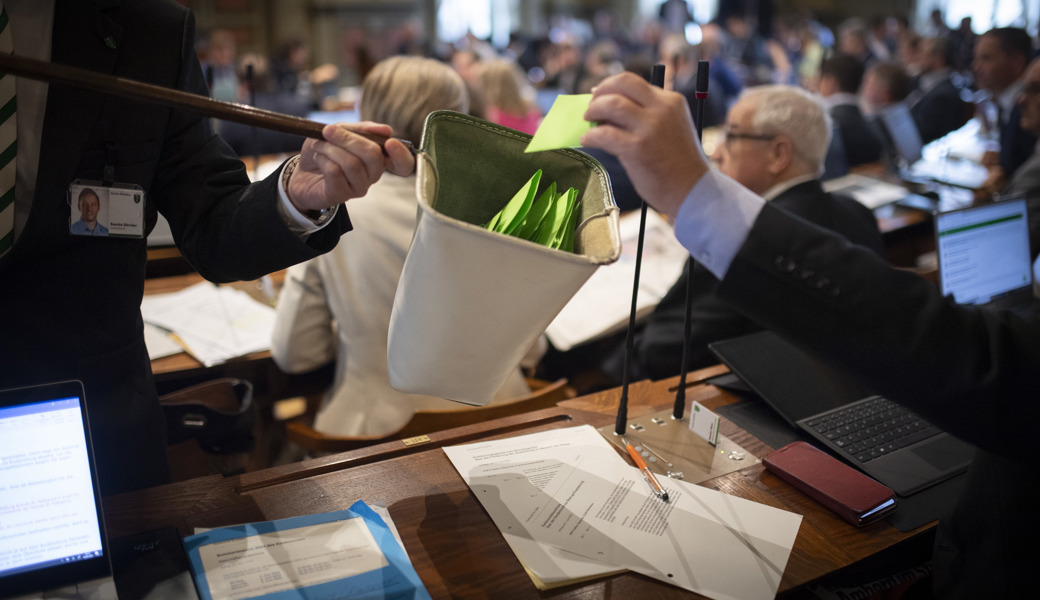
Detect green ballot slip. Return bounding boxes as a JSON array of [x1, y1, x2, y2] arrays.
[[532, 188, 571, 247], [486, 169, 541, 233], [555, 187, 581, 252], [485, 171, 580, 252], [525, 94, 594, 153], [515, 181, 556, 240]]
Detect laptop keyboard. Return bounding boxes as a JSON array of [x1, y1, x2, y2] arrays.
[[803, 396, 941, 463]]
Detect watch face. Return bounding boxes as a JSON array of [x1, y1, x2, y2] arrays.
[[312, 206, 334, 225]]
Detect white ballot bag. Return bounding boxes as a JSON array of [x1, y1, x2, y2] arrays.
[[388, 111, 621, 404]]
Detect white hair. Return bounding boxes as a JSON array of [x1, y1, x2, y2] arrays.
[[739, 84, 832, 175]]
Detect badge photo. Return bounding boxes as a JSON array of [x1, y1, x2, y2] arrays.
[[69, 184, 110, 237], [68, 180, 146, 238]]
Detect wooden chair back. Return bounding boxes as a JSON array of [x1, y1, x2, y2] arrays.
[[286, 378, 574, 455]]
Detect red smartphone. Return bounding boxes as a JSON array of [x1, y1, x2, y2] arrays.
[[763, 441, 896, 527]]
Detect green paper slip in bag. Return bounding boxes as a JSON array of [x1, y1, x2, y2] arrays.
[[388, 111, 621, 404], [554, 187, 581, 252], [486, 173, 581, 251], [514, 181, 556, 240], [487, 169, 541, 235]]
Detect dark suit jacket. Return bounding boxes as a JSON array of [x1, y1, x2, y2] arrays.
[[0, 0, 351, 495], [603, 180, 884, 383], [1000, 103, 1039, 178], [1005, 150, 1040, 259], [909, 77, 970, 145], [717, 202, 1040, 599], [218, 91, 310, 157], [829, 103, 885, 167]]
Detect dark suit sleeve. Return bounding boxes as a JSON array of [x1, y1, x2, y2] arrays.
[[150, 8, 350, 282], [1000, 105, 1040, 179], [715, 203, 1040, 459], [620, 260, 762, 380]]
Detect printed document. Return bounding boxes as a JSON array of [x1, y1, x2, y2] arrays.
[[184, 501, 429, 600], [142, 282, 276, 366], [446, 425, 802, 600], [443, 426, 627, 587]]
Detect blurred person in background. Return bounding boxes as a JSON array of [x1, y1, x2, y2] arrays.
[[837, 18, 878, 66], [907, 36, 972, 145], [218, 53, 310, 156], [201, 28, 238, 103], [270, 37, 340, 111], [578, 40, 624, 93], [972, 27, 1036, 180], [450, 47, 487, 118], [658, 33, 727, 128], [544, 35, 587, 94], [817, 53, 884, 167], [480, 58, 542, 134]]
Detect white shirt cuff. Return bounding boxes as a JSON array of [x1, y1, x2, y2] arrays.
[[276, 159, 339, 237], [673, 170, 765, 280]]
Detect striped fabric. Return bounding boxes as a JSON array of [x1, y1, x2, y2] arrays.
[[0, 4, 15, 257]]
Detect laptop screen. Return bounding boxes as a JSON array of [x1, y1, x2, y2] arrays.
[[935, 196, 1033, 305], [878, 103, 923, 166], [0, 381, 111, 597]]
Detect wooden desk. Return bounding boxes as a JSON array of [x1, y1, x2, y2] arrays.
[[103, 368, 931, 598]]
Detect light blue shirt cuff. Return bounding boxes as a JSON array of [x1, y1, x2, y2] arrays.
[[673, 170, 765, 280]]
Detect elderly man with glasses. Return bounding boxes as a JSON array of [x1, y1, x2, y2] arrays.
[[599, 84, 885, 385]]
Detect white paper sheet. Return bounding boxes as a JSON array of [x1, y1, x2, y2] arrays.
[[821, 174, 908, 209], [141, 282, 276, 366], [143, 322, 184, 360], [546, 210, 688, 351], [446, 425, 803, 600], [443, 426, 627, 586], [196, 519, 386, 599]]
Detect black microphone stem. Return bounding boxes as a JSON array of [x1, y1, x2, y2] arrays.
[[615, 63, 666, 436], [673, 59, 710, 420]]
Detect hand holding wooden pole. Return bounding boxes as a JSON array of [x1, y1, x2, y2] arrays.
[[0, 52, 415, 153]]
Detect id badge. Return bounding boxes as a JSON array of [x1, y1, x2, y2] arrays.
[[68, 179, 146, 238]]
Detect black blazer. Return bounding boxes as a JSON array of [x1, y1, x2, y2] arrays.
[[717, 202, 1040, 599], [829, 103, 885, 167], [603, 180, 884, 383], [1000, 103, 1039, 178], [909, 77, 970, 145], [0, 0, 351, 495]]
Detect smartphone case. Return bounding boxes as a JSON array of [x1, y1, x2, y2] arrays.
[[763, 441, 896, 527]]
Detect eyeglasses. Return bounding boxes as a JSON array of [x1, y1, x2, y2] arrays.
[[720, 128, 777, 148]]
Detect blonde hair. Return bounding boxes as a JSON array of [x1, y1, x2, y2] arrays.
[[478, 58, 536, 116], [360, 56, 469, 144]]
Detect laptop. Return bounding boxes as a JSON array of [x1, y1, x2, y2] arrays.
[[876, 103, 923, 167], [935, 195, 1035, 309], [709, 331, 974, 496], [0, 381, 116, 599]]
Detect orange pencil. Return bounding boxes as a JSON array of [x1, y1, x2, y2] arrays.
[[622, 437, 669, 502]]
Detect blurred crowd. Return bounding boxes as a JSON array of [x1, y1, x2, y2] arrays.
[[193, 2, 1039, 177]]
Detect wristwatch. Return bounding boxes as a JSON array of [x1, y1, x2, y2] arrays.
[[304, 206, 334, 225], [282, 154, 335, 225]]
